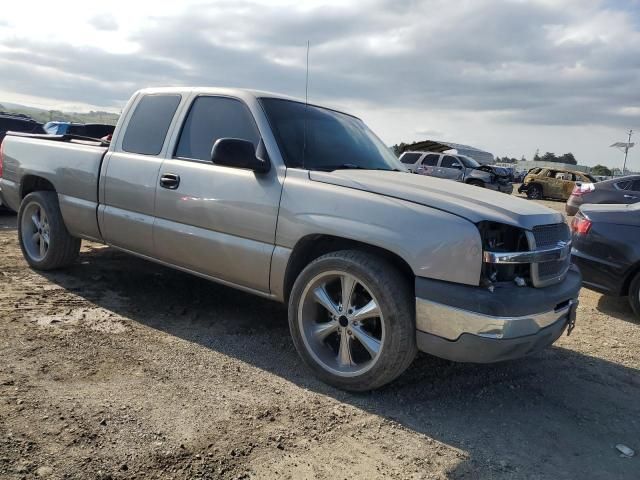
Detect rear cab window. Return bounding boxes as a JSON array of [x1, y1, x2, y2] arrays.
[[175, 96, 260, 161], [122, 94, 182, 155]]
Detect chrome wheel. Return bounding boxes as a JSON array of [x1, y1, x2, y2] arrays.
[[21, 202, 50, 261], [298, 270, 385, 377]]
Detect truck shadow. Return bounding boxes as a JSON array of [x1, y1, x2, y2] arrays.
[[0, 210, 17, 230], [38, 245, 640, 479], [596, 295, 639, 324]]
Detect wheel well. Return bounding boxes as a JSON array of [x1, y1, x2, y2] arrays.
[[21, 175, 56, 199], [621, 263, 640, 296], [282, 234, 415, 302]]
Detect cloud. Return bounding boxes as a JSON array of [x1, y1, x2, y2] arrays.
[[88, 14, 119, 31], [0, 0, 638, 134]]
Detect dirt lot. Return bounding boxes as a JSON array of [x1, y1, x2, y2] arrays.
[[1, 192, 639, 480]]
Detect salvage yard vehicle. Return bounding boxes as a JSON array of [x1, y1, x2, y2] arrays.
[[399, 150, 513, 193], [0, 87, 581, 391], [571, 203, 640, 318], [518, 167, 596, 201], [566, 175, 640, 216]]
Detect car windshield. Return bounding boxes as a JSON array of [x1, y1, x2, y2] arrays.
[[260, 98, 405, 172], [458, 155, 480, 168]]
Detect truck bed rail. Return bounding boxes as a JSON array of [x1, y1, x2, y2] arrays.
[[6, 131, 110, 147]]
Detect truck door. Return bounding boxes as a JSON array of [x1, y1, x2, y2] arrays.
[[153, 95, 282, 293], [100, 93, 183, 256], [438, 155, 465, 181]]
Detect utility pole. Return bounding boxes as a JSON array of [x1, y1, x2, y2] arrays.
[[622, 129, 633, 175], [610, 130, 635, 176]]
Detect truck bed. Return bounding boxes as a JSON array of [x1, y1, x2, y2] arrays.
[[1, 133, 109, 241]]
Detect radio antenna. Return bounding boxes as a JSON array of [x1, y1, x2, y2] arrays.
[[303, 40, 310, 169]]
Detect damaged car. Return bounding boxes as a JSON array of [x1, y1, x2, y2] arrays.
[[399, 151, 513, 194]]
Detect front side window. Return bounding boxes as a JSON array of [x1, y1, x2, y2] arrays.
[[175, 96, 260, 161], [441, 155, 461, 168], [122, 94, 181, 155], [259, 98, 404, 171]]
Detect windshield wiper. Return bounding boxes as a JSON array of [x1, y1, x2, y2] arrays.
[[313, 164, 368, 171], [313, 164, 403, 172]]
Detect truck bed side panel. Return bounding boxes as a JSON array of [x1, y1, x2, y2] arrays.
[[2, 135, 107, 240]]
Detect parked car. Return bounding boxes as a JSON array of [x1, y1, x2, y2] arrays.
[[0, 87, 581, 391], [399, 151, 513, 193], [566, 175, 640, 216], [518, 167, 596, 201], [44, 121, 115, 139], [571, 203, 640, 317]]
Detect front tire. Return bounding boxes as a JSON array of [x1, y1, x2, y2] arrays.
[[629, 272, 640, 319], [18, 191, 81, 270], [526, 184, 543, 200], [288, 250, 417, 391]]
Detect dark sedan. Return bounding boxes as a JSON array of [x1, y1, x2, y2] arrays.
[[571, 202, 640, 317], [566, 175, 640, 216]]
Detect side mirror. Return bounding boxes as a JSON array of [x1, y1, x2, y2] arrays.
[[211, 138, 270, 174]]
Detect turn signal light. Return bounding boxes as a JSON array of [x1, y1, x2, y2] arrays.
[[571, 215, 592, 235]]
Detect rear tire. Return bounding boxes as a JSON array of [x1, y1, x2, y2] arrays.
[[18, 191, 80, 270], [288, 250, 417, 391], [629, 273, 640, 319], [526, 184, 542, 200]]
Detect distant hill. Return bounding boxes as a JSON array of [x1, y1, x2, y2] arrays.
[[0, 102, 119, 125]]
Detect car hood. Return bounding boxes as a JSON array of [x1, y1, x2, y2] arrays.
[[309, 170, 562, 230]]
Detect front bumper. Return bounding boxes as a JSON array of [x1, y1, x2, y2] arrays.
[[485, 182, 514, 194], [414, 267, 581, 363]]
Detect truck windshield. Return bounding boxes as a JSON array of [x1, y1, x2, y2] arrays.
[[260, 98, 404, 172], [458, 156, 480, 168]]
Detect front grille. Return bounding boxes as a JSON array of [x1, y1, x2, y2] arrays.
[[532, 223, 570, 248], [529, 223, 571, 287]]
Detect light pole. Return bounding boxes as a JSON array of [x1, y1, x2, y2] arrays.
[[610, 129, 634, 175]]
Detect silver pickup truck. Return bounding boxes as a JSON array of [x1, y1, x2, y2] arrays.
[[0, 87, 581, 391]]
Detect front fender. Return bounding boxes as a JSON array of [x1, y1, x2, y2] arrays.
[[276, 170, 483, 286]]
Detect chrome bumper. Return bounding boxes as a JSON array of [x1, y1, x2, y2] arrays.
[[482, 240, 571, 264], [416, 297, 577, 341]]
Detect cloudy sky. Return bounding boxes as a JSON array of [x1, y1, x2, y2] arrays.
[[1, 0, 639, 167]]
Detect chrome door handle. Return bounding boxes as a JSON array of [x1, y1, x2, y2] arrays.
[[160, 173, 180, 189]]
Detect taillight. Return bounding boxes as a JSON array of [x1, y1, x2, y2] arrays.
[[571, 215, 592, 235], [571, 182, 594, 197]]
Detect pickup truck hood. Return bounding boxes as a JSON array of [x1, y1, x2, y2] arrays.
[[309, 170, 562, 230], [476, 165, 511, 178]]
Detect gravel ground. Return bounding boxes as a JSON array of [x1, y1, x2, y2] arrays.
[[0, 191, 638, 479]]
